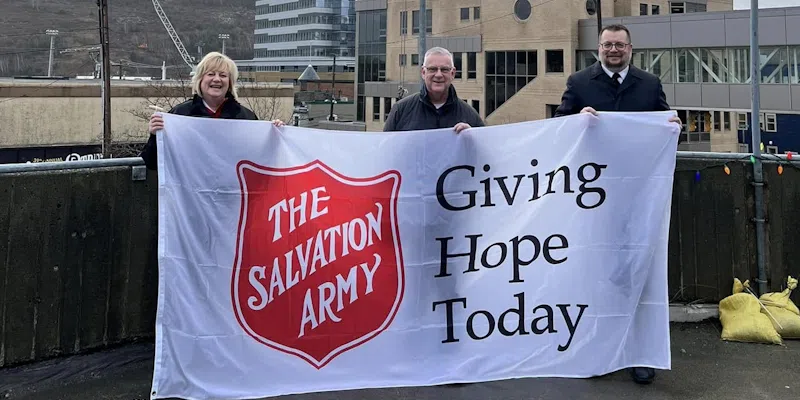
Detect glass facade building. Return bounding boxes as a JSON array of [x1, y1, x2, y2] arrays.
[[253, 0, 356, 72], [355, 8, 386, 122], [577, 46, 800, 84]]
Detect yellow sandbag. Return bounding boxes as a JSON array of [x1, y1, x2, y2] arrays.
[[760, 277, 800, 339], [719, 278, 783, 345]]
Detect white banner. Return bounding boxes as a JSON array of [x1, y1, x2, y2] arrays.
[[150, 111, 679, 400]]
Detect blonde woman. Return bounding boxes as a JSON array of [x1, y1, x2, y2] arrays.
[[140, 51, 284, 170]]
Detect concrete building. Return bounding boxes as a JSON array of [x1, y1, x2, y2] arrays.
[[0, 79, 296, 163], [237, 0, 358, 94], [351, 0, 800, 153]]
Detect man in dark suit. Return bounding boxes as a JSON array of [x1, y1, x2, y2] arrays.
[[554, 24, 681, 128], [554, 24, 679, 385]]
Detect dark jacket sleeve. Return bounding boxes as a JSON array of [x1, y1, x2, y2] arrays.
[[140, 132, 158, 170], [383, 100, 402, 132], [465, 104, 485, 127], [554, 75, 581, 118], [656, 81, 670, 112]]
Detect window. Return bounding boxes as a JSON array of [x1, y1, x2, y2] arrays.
[[546, 50, 564, 73], [682, 110, 711, 142], [670, 2, 685, 14], [640, 3, 648, 15], [652, 4, 660, 14], [426, 10, 432, 33], [384, 97, 392, 120], [767, 145, 779, 154], [514, 0, 532, 20], [714, 111, 721, 131], [357, 95, 365, 122], [739, 143, 750, 152], [411, 9, 432, 34], [474, 7, 481, 19], [461, 8, 469, 21], [547, 104, 559, 118], [737, 113, 748, 130], [372, 97, 380, 121], [765, 113, 777, 132], [724, 112, 731, 130], [471, 100, 480, 113], [411, 54, 419, 65], [586, 0, 597, 15], [467, 52, 477, 79], [400, 11, 407, 35], [453, 52, 463, 79], [486, 51, 537, 116], [399, 54, 406, 66]]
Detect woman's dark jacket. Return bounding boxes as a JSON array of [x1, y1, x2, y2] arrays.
[[139, 94, 258, 170]]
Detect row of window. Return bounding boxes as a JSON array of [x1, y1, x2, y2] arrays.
[[577, 46, 800, 84], [256, 31, 346, 44], [254, 47, 353, 58], [239, 65, 354, 73], [639, 3, 661, 15], [397, 52, 479, 79], [460, 6, 481, 21], [255, 15, 348, 30], [672, 110, 777, 143], [669, 1, 707, 14], [399, 9, 432, 36], [256, 0, 338, 15]]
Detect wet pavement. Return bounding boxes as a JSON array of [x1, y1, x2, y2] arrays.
[[1, 320, 798, 400]]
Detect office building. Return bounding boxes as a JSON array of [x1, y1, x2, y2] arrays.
[[354, 0, 800, 153], [238, 1, 358, 96]]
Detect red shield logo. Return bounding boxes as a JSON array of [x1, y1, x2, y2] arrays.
[[231, 160, 405, 369]]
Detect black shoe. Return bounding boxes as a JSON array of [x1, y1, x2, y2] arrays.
[[629, 367, 655, 384]]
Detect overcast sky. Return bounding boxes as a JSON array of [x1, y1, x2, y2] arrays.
[[733, 0, 800, 8]]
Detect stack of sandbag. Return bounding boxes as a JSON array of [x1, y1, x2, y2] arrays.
[[760, 276, 800, 340], [718, 278, 782, 345]]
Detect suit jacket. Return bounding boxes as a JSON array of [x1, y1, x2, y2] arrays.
[[553, 61, 670, 117]]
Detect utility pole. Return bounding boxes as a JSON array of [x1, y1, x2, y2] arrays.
[[596, 0, 603, 37], [419, 0, 426, 62], [98, 0, 112, 158], [329, 54, 336, 121], [219, 33, 229, 55], [749, 0, 767, 296], [46, 29, 59, 77]]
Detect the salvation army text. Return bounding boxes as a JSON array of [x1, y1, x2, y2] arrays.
[[246, 185, 383, 339]]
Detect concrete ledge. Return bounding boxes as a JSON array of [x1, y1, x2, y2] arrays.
[[669, 303, 719, 322]]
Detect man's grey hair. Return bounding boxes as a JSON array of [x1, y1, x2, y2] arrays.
[[423, 47, 454, 67]]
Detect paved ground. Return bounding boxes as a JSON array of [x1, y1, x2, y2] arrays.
[[1, 320, 798, 400]]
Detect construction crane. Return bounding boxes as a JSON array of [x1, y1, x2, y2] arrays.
[[151, 0, 196, 73]]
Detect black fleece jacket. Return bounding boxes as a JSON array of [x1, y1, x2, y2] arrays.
[[139, 94, 258, 170]]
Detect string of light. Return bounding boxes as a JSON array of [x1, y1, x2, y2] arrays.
[[687, 146, 796, 182]]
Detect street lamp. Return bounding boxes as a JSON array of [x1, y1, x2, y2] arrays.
[[218, 33, 230, 55], [46, 29, 59, 77]]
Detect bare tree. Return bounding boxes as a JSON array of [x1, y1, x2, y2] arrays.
[[237, 81, 291, 122]]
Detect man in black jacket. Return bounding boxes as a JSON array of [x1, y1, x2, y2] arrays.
[[554, 24, 681, 130], [383, 47, 484, 133], [555, 24, 679, 385]]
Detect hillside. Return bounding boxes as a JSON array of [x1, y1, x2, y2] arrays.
[[0, 0, 255, 78]]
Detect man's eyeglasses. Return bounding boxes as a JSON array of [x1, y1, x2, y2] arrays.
[[600, 42, 629, 50], [424, 66, 453, 74]]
